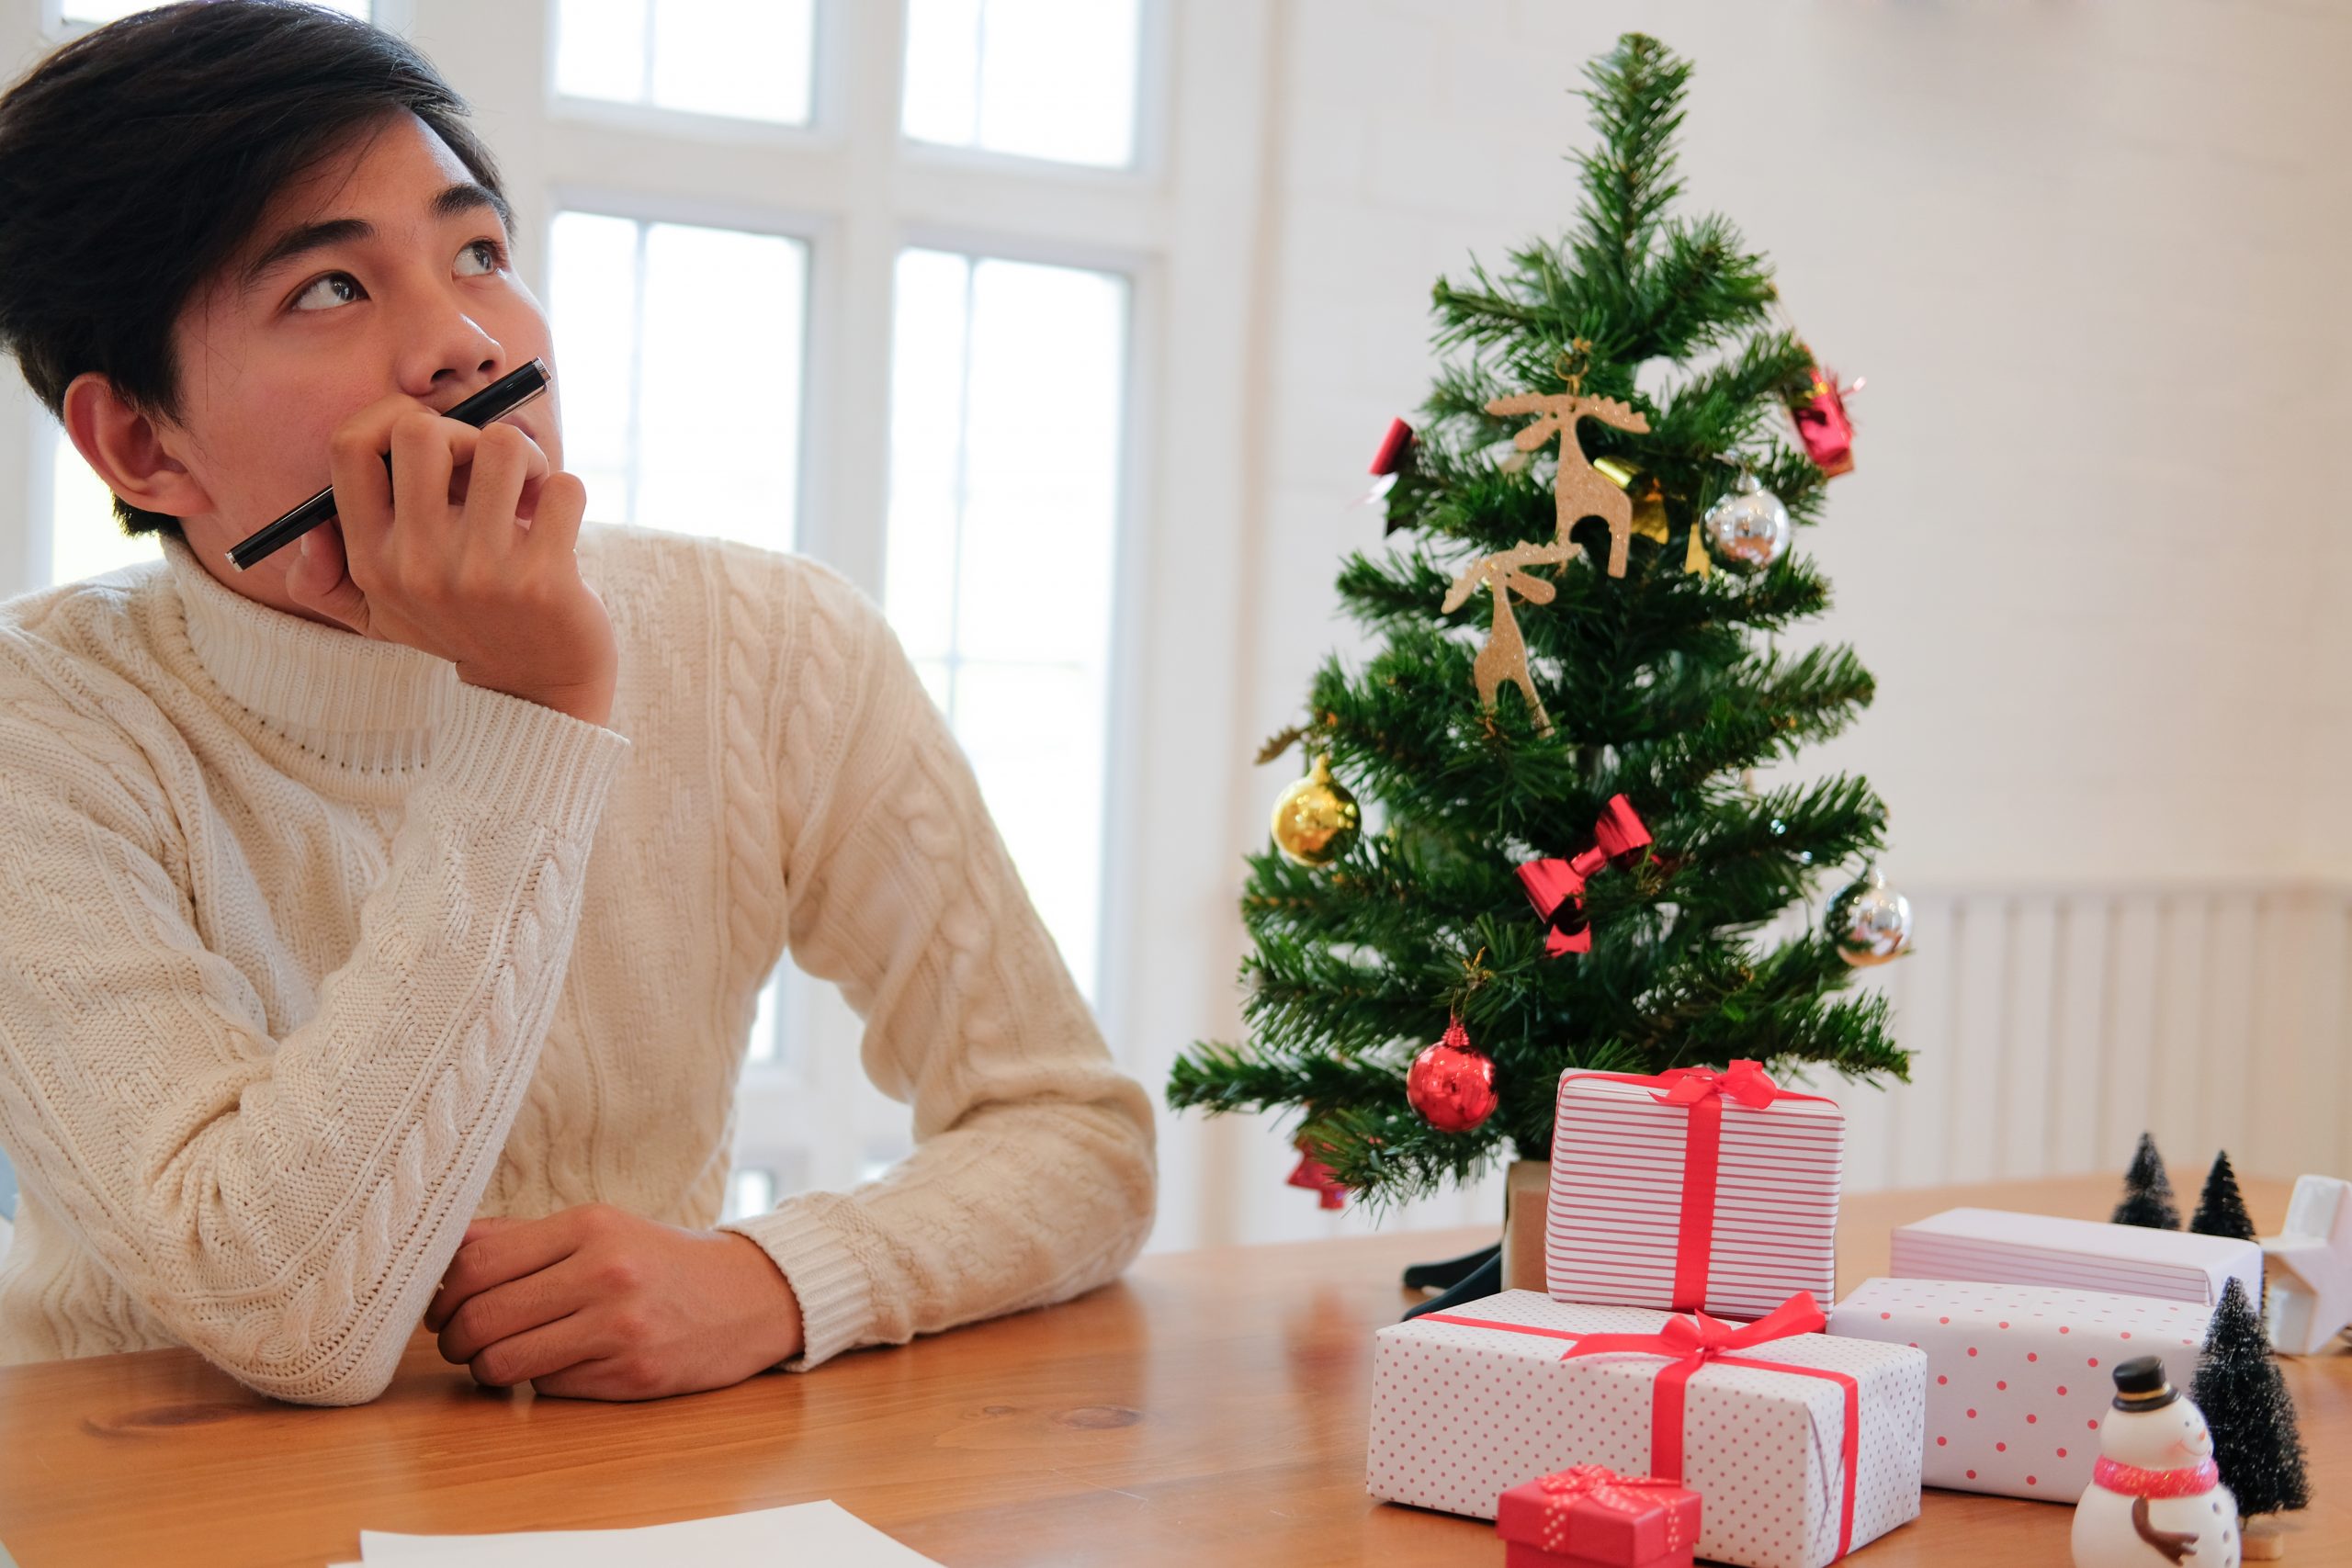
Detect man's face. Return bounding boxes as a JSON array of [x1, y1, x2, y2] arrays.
[[165, 109, 560, 615]]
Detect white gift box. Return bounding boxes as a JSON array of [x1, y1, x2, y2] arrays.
[[1366, 1289, 1925, 1568], [1826, 1277, 2211, 1502], [1546, 1067, 1844, 1319], [1889, 1208, 2262, 1308]]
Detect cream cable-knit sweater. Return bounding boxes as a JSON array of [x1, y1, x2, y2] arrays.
[[0, 521, 1156, 1404]]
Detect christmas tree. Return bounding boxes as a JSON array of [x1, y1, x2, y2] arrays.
[[2113, 1132, 2182, 1230], [2194, 1277, 2312, 1521], [2192, 1150, 2257, 1243], [1165, 34, 1907, 1212]]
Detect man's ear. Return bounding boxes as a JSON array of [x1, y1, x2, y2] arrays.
[[59, 370, 210, 520]]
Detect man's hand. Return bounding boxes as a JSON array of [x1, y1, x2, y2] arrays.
[[424, 1203, 804, 1400]]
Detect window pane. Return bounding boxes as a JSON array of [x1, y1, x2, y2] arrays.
[[63, 0, 366, 18], [47, 430, 160, 587], [721, 1167, 775, 1223], [884, 249, 1127, 1001], [554, 0, 814, 126], [903, 0, 1142, 167], [548, 210, 805, 554]]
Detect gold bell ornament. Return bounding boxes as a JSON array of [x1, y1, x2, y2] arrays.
[[1271, 753, 1362, 867], [1593, 456, 1711, 577]]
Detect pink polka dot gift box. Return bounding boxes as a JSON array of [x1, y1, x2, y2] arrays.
[[1366, 1289, 1926, 1568], [1825, 1277, 2211, 1503]]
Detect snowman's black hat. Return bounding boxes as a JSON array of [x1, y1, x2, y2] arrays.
[[2110, 1355, 2179, 1412]]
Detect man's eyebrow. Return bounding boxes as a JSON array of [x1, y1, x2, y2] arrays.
[[238, 180, 515, 297]]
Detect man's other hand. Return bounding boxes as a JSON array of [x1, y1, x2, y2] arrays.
[[424, 1203, 805, 1399]]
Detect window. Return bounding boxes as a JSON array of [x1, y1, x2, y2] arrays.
[[553, 0, 815, 126], [885, 248, 1127, 1000], [547, 212, 808, 551], [902, 0, 1144, 166], [48, 435, 158, 586]]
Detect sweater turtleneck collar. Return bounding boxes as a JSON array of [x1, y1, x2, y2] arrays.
[[160, 528, 455, 773]]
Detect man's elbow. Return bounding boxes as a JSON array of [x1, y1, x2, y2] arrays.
[[168, 1293, 415, 1408]]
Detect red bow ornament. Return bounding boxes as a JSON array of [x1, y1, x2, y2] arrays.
[[1516, 795, 1651, 956], [1285, 1130, 1347, 1210]]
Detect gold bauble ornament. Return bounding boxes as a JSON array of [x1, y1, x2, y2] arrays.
[[1271, 753, 1361, 866]]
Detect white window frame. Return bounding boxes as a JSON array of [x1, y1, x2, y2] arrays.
[[0, 0, 1272, 1248]]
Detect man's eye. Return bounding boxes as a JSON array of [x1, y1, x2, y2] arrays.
[[287, 243, 502, 313], [290, 272, 363, 312]]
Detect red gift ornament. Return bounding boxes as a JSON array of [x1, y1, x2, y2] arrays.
[[1408, 1015, 1499, 1134], [1788, 355, 1859, 478], [1285, 1129, 1348, 1210], [1496, 1463, 1702, 1568], [1516, 795, 1652, 957]]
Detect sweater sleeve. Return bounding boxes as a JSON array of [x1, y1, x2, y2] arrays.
[[715, 562, 1157, 1371], [0, 667, 629, 1405]]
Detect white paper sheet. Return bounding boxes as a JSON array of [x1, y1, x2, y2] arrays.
[[327, 1500, 942, 1567]]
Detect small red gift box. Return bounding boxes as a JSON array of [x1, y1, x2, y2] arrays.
[[1496, 1464, 1702, 1568]]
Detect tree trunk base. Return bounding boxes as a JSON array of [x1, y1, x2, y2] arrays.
[[1501, 1158, 1550, 1292]]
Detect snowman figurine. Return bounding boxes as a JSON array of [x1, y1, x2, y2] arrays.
[[2072, 1356, 2239, 1568]]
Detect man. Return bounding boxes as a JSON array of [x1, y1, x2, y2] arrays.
[[0, 0, 1155, 1405]]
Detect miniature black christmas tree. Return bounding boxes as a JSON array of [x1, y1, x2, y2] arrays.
[[2113, 1131, 2181, 1230], [2194, 1276, 2312, 1542], [2194, 1151, 2259, 1243]]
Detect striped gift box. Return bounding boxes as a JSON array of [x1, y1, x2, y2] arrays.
[[1886, 1208, 2263, 1308], [1546, 1066, 1845, 1321]]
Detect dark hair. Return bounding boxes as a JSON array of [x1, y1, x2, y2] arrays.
[[0, 0, 506, 541]]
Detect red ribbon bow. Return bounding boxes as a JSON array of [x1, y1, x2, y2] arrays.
[[1555, 1289, 1826, 1367], [1651, 1057, 1785, 1110], [1516, 795, 1651, 956]]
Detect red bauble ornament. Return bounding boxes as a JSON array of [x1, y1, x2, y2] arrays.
[[1408, 1017, 1500, 1134]]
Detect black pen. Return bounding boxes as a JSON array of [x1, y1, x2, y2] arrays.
[[225, 357, 554, 571]]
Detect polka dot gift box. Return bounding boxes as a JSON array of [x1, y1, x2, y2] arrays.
[[1825, 1277, 2211, 1504], [1366, 1290, 1926, 1568]]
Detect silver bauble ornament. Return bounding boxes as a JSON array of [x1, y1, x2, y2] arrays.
[[1702, 469, 1791, 567], [1827, 861, 1913, 966]]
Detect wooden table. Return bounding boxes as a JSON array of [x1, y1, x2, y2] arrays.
[[0, 1175, 2342, 1567]]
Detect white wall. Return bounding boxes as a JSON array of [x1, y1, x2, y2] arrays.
[[1166, 0, 2352, 1251]]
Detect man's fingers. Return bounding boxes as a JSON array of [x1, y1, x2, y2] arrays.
[[435, 1254, 596, 1365], [426, 1213, 581, 1332], [465, 1311, 597, 1391]]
